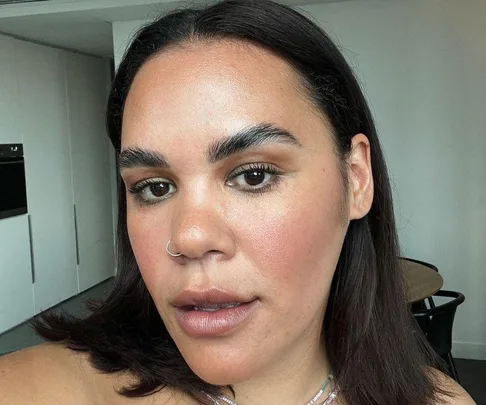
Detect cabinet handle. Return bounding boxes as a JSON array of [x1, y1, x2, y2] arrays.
[[73, 204, 80, 265], [27, 214, 35, 284]]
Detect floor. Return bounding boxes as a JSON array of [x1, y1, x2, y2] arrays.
[[0, 280, 484, 404], [0, 278, 113, 355], [456, 359, 486, 404]]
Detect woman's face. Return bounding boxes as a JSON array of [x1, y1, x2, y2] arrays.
[[120, 40, 362, 385]]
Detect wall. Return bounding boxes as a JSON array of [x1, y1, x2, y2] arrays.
[[111, 0, 486, 360], [113, 19, 148, 68], [298, 0, 486, 360]]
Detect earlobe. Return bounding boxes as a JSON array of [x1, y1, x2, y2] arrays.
[[347, 134, 374, 220]]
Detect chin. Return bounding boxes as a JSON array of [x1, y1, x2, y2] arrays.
[[190, 363, 254, 386], [180, 343, 260, 385]]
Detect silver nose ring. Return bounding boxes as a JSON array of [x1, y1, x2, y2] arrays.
[[166, 240, 182, 257]]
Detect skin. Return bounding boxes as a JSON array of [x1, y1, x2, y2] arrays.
[[120, 39, 373, 404]]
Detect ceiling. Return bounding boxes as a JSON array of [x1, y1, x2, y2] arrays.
[[0, 0, 353, 57]]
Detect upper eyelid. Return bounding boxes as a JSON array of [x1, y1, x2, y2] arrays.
[[128, 177, 172, 193], [229, 163, 281, 177]]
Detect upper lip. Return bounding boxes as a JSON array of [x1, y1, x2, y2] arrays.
[[172, 288, 255, 307]]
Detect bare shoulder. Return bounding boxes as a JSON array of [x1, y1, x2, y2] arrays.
[[0, 343, 202, 405], [95, 363, 197, 405], [0, 342, 94, 405], [429, 368, 476, 405]]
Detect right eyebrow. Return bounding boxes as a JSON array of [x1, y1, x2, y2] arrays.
[[207, 123, 301, 163], [119, 147, 169, 170]]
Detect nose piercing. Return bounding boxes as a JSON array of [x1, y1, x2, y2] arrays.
[[166, 240, 182, 257]]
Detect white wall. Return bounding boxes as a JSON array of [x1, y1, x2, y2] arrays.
[[113, 19, 149, 68], [111, 0, 486, 360], [299, 0, 486, 360]]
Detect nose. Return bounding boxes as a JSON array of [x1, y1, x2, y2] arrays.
[[168, 198, 236, 262]]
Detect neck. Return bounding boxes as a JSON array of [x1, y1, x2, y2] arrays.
[[221, 340, 331, 405]]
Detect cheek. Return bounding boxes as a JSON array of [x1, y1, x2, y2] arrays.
[[236, 174, 346, 300], [126, 205, 170, 293]]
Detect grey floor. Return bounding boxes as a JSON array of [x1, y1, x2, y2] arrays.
[[0, 280, 484, 404], [0, 278, 113, 355], [456, 358, 486, 405]]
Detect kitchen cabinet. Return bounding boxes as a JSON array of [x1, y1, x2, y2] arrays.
[[15, 40, 79, 314], [65, 52, 115, 292], [0, 36, 20, 144], [0, 215, 35, 333], [0, 36, 115, 334], [0, 37, 35, 332]]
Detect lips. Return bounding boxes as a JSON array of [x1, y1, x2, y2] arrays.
[[172, 288, 259, 337], [173, 288, 254, 308]]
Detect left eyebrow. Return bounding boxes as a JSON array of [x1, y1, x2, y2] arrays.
[[207, 123, 301, 163]]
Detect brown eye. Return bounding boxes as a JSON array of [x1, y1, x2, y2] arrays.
[[227, 163, 282, 193], [129, 178, 176, 205], [244, 170, 265, 186], [149, 182, 170, 197]]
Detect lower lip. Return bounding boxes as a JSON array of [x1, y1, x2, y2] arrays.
[[174, 300, 258, 338]]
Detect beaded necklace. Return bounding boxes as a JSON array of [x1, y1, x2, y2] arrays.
[[202, 373, 339, 405]]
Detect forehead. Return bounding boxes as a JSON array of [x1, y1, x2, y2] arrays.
[[122, 39, 328, 151]]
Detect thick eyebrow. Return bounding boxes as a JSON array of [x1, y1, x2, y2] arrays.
[[119, 123, 301, 170], [207, 123, 301, 163], [119, 147, 169, 170]]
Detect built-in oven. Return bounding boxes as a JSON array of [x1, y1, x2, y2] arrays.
[[0, 144, 28, 220]]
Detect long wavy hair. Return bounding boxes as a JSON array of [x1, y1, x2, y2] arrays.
[[33, 1, 451, 404]]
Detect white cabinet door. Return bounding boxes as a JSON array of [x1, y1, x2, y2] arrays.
[[0, 35, 34, 334], [64, 53, 115, 292], [0, 215, 35, 333], [15, 40, 78, 313], [0, 36, 20, 144]]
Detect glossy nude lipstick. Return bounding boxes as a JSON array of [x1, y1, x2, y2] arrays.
[[172, 288, 258, 338]]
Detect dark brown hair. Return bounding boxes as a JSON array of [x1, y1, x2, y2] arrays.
[[33, 1, 451, 404]]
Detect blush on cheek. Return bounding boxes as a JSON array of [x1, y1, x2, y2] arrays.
[[126, 210, 168, 290], [241, 182, 347, 298], [260, 213, 338, 277]]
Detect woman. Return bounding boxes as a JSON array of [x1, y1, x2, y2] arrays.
[[0, 1, 475, 404]]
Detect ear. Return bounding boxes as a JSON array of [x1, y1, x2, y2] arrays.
[[347, 134, 374, 220]]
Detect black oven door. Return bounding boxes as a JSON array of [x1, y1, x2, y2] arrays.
[[0, 145, 28, 220]]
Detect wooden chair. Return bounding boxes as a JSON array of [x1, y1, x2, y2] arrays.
[[400, 257, 439, 308]]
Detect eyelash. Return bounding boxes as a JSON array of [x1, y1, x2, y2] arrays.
[[127, 163, 284, 206], [128, 179, 174, 206], [227, 163, 282, 193]]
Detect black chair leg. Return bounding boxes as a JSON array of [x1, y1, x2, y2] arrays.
[[447, 352, 461, 383]]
